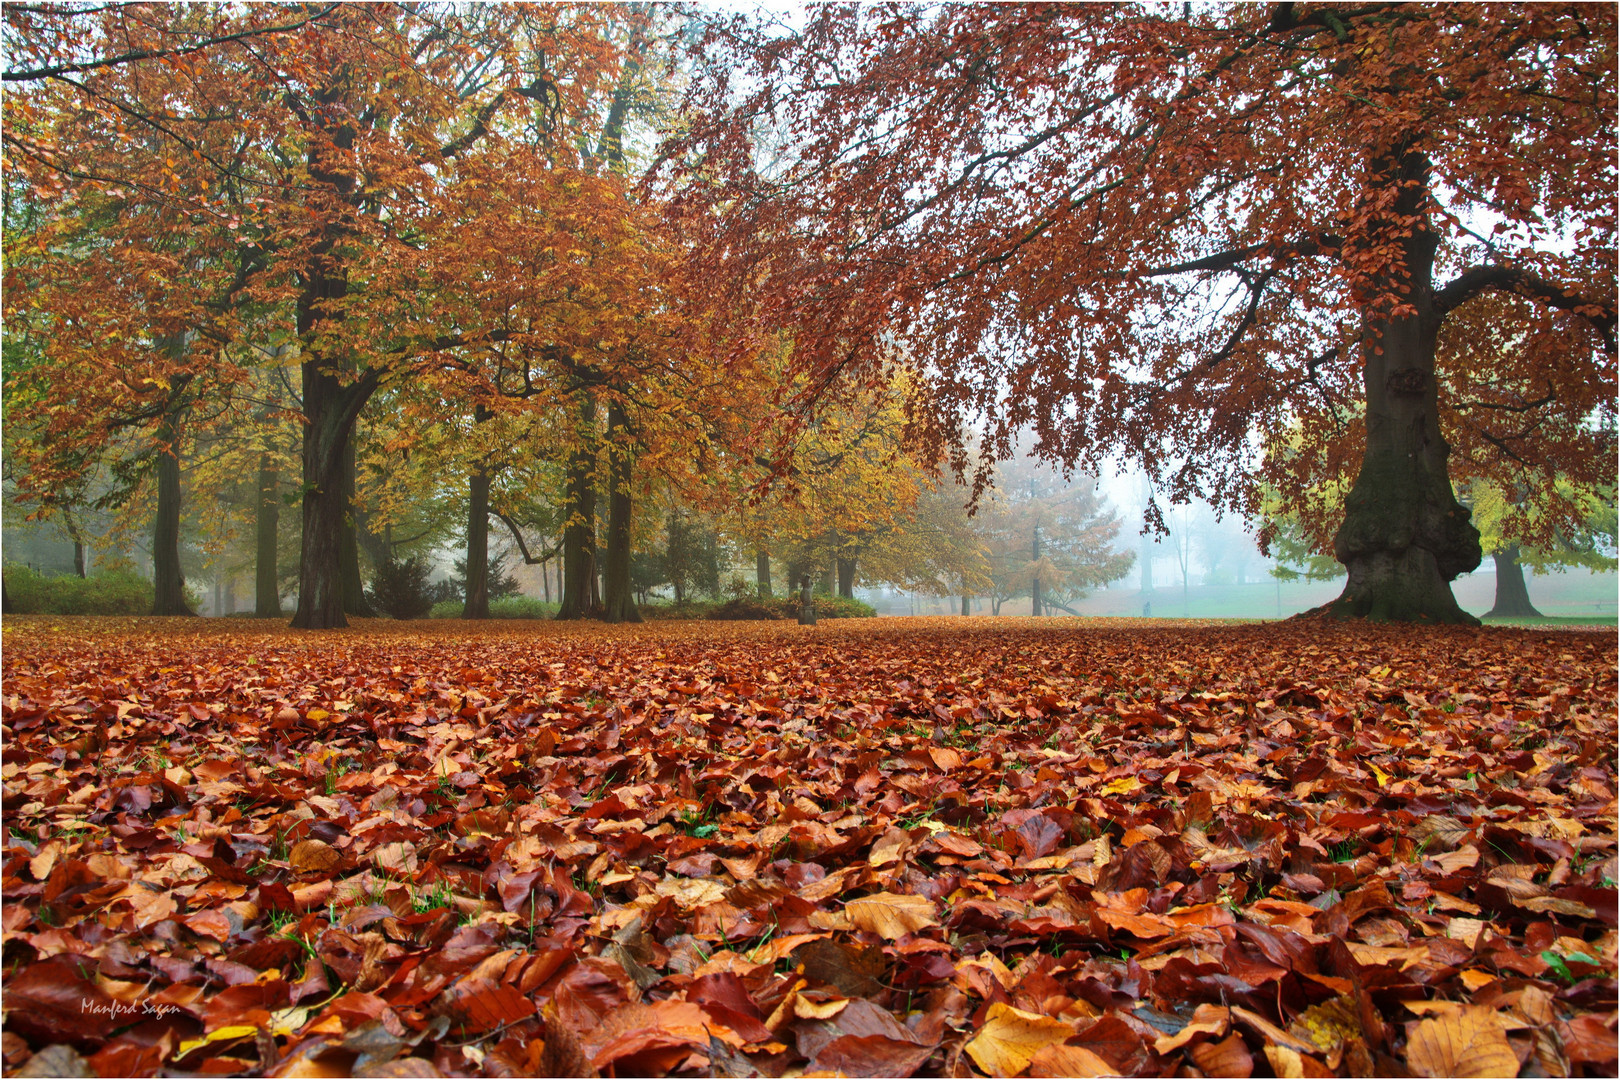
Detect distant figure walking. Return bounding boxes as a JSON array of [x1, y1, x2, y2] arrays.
[[1142, 601, 1151, 618]]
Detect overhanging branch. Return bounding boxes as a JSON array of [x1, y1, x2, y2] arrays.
[[1435, 265, 1617, 354]]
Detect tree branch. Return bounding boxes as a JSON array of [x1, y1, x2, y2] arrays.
[[4, 4, 341, 82], [1435, 265, 1617, 353], [493, 511, 561, 565]]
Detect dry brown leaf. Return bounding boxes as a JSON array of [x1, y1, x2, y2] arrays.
[[844, 892, 938, 940]]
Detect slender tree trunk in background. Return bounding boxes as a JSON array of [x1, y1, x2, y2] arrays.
[[756, 550, 772, 598], [463, 404, 493, 619], [1031, 526, 1044, 616], [73, 542, 86, 578], [224, 576, 236, 616], [557, 391, 599, 620], [1328, 147, 1479, 623], [256, 455, 281, 616], [541, 557, 551, 603], [1140, 530, 1154, 594], [818, 567, 834, 594], [836, 557, 857, 599], [151, 410, 195, 616], [1485, 545, 1541, 618], [602, 400, 642, 624], [962, 594, 970, 616]]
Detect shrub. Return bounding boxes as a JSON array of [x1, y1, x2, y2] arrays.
[[366, 557, 435, 620], [428, 596, 559, 620], [2, 565, 155, 615], [639, 599, 717, 620], [707, 597, 783, 621], [774, 594, 876, 620], [490, 596, 558, 619]]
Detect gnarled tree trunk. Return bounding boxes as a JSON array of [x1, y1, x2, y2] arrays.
[[1485, 544, 1541, 618], [1327, 147, 1480, 623]]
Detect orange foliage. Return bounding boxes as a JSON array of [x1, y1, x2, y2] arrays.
[[3, 616, 1615, 1076]]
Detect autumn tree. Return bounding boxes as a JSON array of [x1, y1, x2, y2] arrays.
[[973, 456, 1134, 616], [671, 2, 1616, 624]]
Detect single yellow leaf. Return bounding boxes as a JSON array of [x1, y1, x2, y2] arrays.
[[178, 1025, 259, 1056], [965, 1002, 1075, 1076]]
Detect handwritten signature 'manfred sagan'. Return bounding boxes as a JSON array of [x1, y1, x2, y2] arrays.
[[80, 999, 181, 1020]]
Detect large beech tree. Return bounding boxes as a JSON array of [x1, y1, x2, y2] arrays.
[[673, 2, 1615, 623]]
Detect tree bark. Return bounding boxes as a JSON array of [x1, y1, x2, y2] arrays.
[[602, 399, 641, 623], [291, 364, 375, 629], [1485, 544, 1541, 618], [836, 556, 857, 599], [557, 391, 600, 620], [961, 593, 970, 616], [462, 404, 493, 619], [151, 409, 195, 616], [463, 465, 491, 618], [1327, 147, 1480, 624], [255, 455, 281, 617], [338, 437, 373, 616], [756, 550, 772, 598]]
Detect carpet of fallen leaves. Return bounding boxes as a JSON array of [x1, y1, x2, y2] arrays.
[[1, 615, 1616, 1079]]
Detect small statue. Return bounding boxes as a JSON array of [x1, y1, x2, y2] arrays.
[[798, 574, 816, 625]]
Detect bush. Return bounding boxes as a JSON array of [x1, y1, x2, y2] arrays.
[[810, 595, 878, 619], [639, 599, 717, 620], [707, 597, 783, 621], [366, 557, 435, 620], [428, 596, 559, 620], [2, 565, 155, 615]]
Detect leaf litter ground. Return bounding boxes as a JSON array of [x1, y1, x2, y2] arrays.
[[1, 615, 1615, 1078]]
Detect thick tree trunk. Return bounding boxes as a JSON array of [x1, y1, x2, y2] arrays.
[[1485, 545, 1541, 618], [836, 556, 857, 599], [151, 411, 195, 616], [464, 467, 491, 619], [557, 392, 600, 620], [338, 438, 373, 616], [1327, 150, 1480, 624], [756, 550, 772, 598], [291, 364, 374, 629], [602, 400, 641, 624], [961, 594, 970, 616], [73, 540, 87, 579], [255, 455, 281, 617]]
